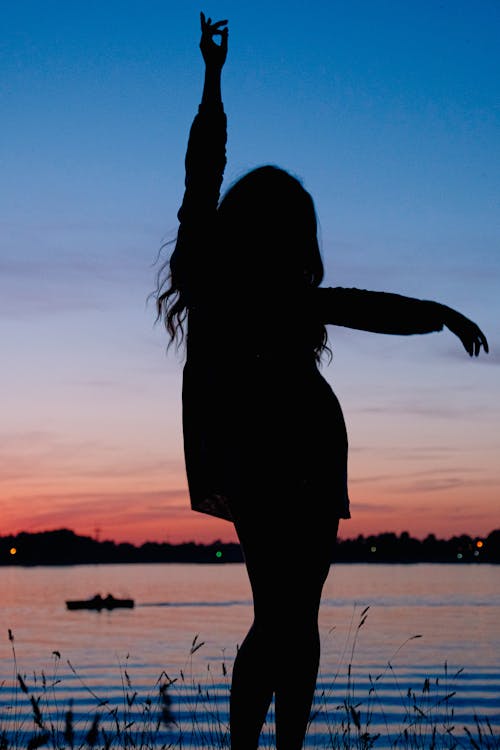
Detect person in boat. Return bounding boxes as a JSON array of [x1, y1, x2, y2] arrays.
[[156, 13, 488, 750]]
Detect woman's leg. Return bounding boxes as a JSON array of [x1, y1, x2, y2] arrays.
[[229, 621, 276, 750], [229, 494, 339, 750]]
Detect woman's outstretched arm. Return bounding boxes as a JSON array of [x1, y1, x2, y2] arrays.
[[171, 13, 228, 298], [315, 287, 488, 357]]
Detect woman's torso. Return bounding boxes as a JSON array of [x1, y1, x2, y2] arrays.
[[182, 291, 350, 518]]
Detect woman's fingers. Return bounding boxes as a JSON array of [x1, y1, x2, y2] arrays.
[[199, 12, 228, 66], [450, 313, 489, 357], [200, 12, 228, 32], [468, 329, 488, 357], [479, 330, 489, 354], [470, 325, 489, 356]]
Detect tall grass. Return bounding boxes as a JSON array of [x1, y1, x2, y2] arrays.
[[1, 612, 498, 750]]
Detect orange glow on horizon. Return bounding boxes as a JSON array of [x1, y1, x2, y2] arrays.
[[1, 452, 498, 545], [2, 492, 498, 547]]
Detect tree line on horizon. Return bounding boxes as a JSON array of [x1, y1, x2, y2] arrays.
[[1, 528, 498, 565]]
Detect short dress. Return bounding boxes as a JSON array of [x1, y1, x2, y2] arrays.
[[173, 102, 444, 523]]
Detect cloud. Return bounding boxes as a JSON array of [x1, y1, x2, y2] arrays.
[[355, 400, 491, 418], [391, 445, 465, 461], [349, 462, 497, 497], [350, 473, 398, 485], [0, 429, 182, 487], [2, 488, 191, 535], [0, 271, 108, 317], [401, 477, 464, 492], [349, 501, 396, 513], [0, 237, 154, 318], [437, 344, 500, 366], [388, 474, 497, 494]]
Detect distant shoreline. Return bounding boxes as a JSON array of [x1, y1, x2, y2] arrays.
[[2, 528, 498, 566]]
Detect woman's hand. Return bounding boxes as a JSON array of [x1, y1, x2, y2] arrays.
[[441, 305, 489, 357], [200, 12, 228, 70]]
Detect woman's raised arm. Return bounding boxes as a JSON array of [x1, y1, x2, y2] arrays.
[[171, 14, 228, 299], [177, 13, 228, 226]]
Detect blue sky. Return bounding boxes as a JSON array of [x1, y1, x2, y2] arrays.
[[1, 0, 498, 542]]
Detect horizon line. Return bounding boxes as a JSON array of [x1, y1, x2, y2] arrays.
[[2, 526, 498, 546]]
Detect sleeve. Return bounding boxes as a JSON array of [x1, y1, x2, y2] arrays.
[[172, 102, 227, 300], [314, 287, 444, 335]]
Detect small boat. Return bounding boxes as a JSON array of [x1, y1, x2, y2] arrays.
[[66, 594, 134, 611]]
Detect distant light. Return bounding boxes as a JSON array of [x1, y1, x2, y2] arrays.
[[474, 551, 480, 557], [457, 553, 463, 560], [370, 546, 377, 553], [9, 548, 17, 556], [215, 550, 222, 558], [476, 540, 484, 548]]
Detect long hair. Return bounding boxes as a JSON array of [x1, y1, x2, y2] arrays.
[[156, 165, 330, 360]]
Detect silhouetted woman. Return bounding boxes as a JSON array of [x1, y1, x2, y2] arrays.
[[157, 14, 489, 750]]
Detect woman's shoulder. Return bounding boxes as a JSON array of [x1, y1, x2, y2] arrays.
[[308, 285, 343, 310]]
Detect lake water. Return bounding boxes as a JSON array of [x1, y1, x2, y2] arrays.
[[1, 563, 498, 748]]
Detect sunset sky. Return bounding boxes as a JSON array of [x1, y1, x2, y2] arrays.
[[2, 0, 499, 545]]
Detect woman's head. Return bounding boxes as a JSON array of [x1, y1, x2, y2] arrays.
[[215, 165, 324, 291], [156, 165, 328, 358]]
